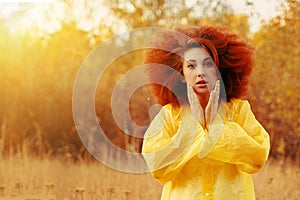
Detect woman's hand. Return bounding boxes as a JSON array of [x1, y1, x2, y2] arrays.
[[205, 80, 220, 128], [187, 83, 205, 127]]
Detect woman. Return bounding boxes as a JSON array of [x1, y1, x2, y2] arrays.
[[142, 26, 270, 200]]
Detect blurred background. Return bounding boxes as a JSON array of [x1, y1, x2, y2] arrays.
[[0, 0, 299, 199], [0, 0, 299, 163]]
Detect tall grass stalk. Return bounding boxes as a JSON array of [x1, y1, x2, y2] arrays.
[[0, 118, 6, 160]]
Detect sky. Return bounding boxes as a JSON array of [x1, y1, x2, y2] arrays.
[[0, 0, 286, 34]]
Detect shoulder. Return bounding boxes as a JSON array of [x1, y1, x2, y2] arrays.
[[226, 98, 257, 123], [225, 98, 253, 121], [229, 98, 252, 110], [160, 103, 182, 117], [145, 103, 183, 138]]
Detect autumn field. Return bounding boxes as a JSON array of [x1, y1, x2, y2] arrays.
[[0, 1, 299, 200], [0, 153, 299, 200]]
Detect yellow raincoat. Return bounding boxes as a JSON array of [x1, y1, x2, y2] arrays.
[[142, 99, 270, 200]]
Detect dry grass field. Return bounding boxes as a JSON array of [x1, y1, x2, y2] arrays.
[[0, 153, 299, 200]]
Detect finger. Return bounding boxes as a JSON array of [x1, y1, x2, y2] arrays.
[[216, 80, 220, 93], [213, 80, 220, 104], [213, 80, 220, 92], [209, 89, 215, 103], [212, 81, 220, 116], [206, 89, 214, 115]]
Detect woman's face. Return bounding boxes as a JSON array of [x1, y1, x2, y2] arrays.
[[182, 47, 219, 96]]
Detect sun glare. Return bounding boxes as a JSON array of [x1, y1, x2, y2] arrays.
[[0, 0, 287, 37], [0, 2, 65, 36], [0, 1, 119, 36], [0, 0, 56, 2]]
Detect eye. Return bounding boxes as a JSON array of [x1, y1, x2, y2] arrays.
[[187, 63, 195, 68], [204, 60, 214, 67]]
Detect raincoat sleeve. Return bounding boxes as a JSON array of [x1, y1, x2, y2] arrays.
[[203, 100, 270, 174], [142, 104, 205, 184]]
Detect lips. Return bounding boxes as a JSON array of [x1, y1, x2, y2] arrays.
[[195, 80, 208, 89], [196, 80, 207, 85]]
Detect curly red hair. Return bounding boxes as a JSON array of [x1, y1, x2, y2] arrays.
[[145, 25, 254, 106]]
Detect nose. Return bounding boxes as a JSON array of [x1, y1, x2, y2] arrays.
[[196, 66, 205, 77]]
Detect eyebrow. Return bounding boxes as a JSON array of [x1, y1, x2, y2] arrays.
[[185, 57, 212, 62], [204, 58, 213, 61], [185, 59, 196, 63]]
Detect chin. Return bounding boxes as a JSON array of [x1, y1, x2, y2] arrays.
[[194, 89, 209, 95]]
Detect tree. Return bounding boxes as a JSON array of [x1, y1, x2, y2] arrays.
[[250, 0, 300, 160]]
